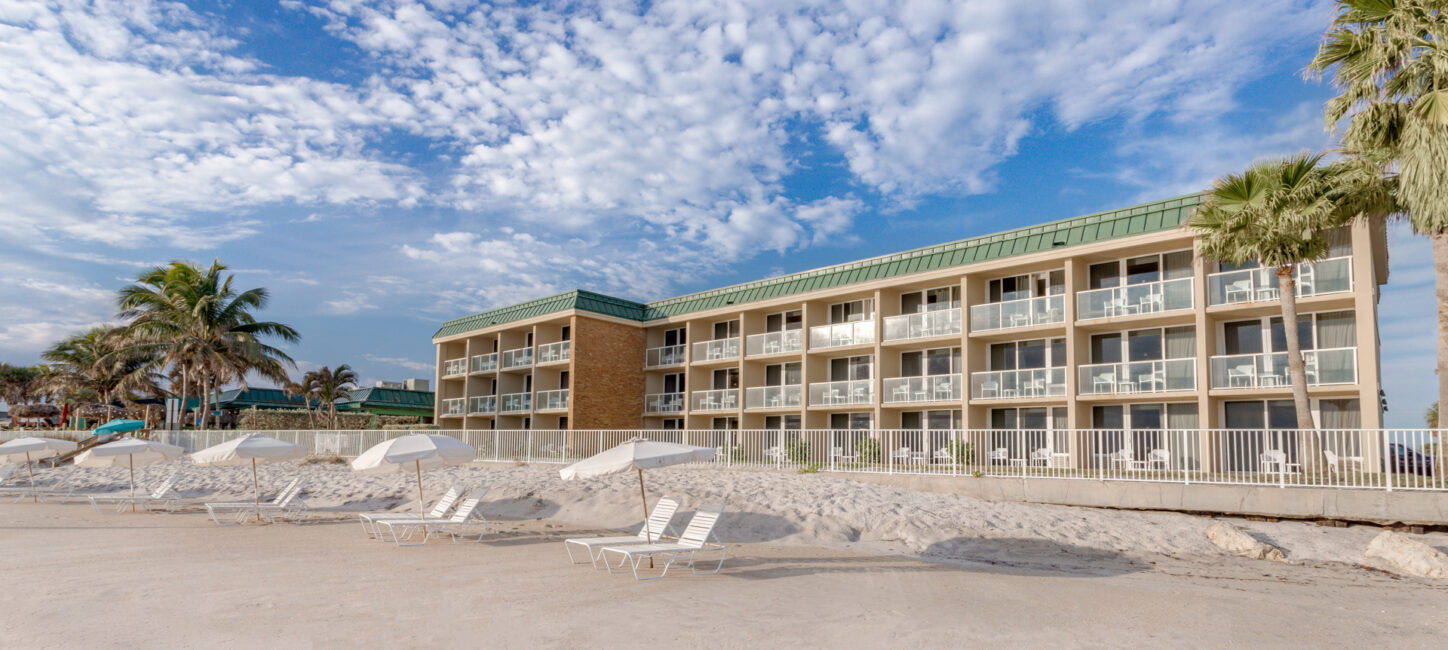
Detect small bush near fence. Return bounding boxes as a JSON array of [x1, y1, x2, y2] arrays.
[[381, 423, 440, 430], [785, 439, 811, 464], [237, 409, 422, 430], [855, 437, 882, 464]]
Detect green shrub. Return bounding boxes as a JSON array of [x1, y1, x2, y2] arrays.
[[785, 439, 811, 464], [854, 437, 881, 464], [947, 440, 974, 465], [797, 462, 821, 474]]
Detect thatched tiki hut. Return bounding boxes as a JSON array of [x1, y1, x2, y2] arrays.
[[11, 403, 60, 428], [76, 403, 126, 421]]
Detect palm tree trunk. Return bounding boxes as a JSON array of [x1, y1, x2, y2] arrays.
[[177, 370, 188, 431], [1278, 267, 1322, 472], [199, 375, 210, 431], [1435, 231, 1448, 432]]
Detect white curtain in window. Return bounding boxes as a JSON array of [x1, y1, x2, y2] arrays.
[[1163, 251, 1194, 280], [1316, 311, 1356, 349], [1165, 327, 1196, 359]]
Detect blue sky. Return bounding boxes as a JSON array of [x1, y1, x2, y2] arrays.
[[0, 1, 1437, 426]]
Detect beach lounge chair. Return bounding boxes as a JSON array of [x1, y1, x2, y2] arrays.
[[376, 496, 488, 547], [358, 485, 468, 538], [564, 497, 682, 568], [253, 479, 312, 523], [1, 466, 80, 503], [87, 471, 182, 513], [600, 502, 728, 581], [205, 478, 302, 525]]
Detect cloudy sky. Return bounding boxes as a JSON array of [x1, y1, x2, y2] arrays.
[[0, 0, 1436, 426]]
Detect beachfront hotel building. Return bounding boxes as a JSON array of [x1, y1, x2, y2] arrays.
[[432, 194, 1387, 444]]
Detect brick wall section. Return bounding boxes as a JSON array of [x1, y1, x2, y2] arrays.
[[569, 315, 646, 430]]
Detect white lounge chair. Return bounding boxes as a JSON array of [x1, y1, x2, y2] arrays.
[[87, 471, 183, 513], [1029, 448, 1052, 467], [987, 448, 1009, 465], [205, 478, 302, 525], [376, 496, 488, 547], [2, 466, 80, 503], [600, 503, 729, 580], [1260, 450, 1300, 475], [253, 479, 312, 523], [1324, 450, 1363, 474], [358, 485, 468, 538], [1146, 449, 1170, 470], [564, 497, 681, 568]]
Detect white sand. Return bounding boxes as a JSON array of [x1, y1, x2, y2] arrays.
[[5, 460, 1447, 647]]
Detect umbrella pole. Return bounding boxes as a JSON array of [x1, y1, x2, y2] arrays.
[[638, 468, 654, 569], [129, 454, 136, 513], [253, 458, 261, 523], [27, 451, 36, 503], [416, 459, 425, 515]]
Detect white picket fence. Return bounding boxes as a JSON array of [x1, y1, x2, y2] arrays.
[[135, 427, 1448, 493]]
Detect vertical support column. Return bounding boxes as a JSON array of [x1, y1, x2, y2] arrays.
[[961, 273, 987, 431], [1063, 257, 1087, 469], [1350, 219, 1385, 471], [872, 289, 885, 433], [1193, 248, 1216, 474]]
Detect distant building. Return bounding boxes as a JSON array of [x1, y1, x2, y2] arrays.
[[337, 386, 435, 422]]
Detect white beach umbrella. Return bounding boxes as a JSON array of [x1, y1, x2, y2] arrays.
[[351, 434, 475, 514], [560, 437, 715, 547], [0, 437, 79, 502], [192, 434, 307, 520], [75, 438, 184, 511]]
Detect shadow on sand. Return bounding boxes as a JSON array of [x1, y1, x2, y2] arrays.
[[722, 537, 1146, 581]]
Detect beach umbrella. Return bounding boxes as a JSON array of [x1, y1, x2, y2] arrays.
[[192, 434, 307, 521], [0, 437, 78, 502], [92, 419, 146, 436], [351, 434, 475, 515], [560, 437, 714, 548], [75, 438, 184, 512]]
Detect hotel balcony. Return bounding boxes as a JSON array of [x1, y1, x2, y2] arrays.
[[969, 368, 1067, 400], [500, 347, 534, 370], [691, 388, 739, 412], [645, 344, 687, 368], [745, 385, 803, 409], [1076, 277, 1193, 321], [969, 295, 1064, 332], [644, 392, 685, 415], [499, 392, 532, 413], [1078, 359, 1196, 395], [441, 397, 465, 416], [536, 341, 571, 365], [468, 395, 496, 415], [535, 389, 569, 412], [692, 338, 741, 363], [746, 330, 804, 357], [808, 321, 875, 350], [808, 379, 873, 406], [1209, 348, 1357, 389], [1206, 257, 1352, 307], [470, 353, 498, 374], [882, 374, 962, 404], [442, 358, 467, 377], [883, 308, 962, 342]]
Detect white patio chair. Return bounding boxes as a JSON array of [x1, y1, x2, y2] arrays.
[[1110, 449, 1135, 470], [600, 502, 729, 580], [934, 381, 954, 400], [565, 497, 682, 568], [980, 380, 1000, 398], [1260, 450, 1300, 474], [87, 471, 183, 513], [1146, 449, 1170, 470], [358, 485, 467, 538], [1029, 448, 1051, 467], [206, 477, 303, 526], [764, 446, 785, 462], [378, 496, 489, 547], [1323, 450, 1364, 474], [890, 447, 913, 464], [892, 385, 910, 402], [1093, 372, 1117, 394], [1227, 365, 1255, 387], [987, 448, 1009, 466], [932, 447, 954, 464], [1224, 279, 1252, 303]]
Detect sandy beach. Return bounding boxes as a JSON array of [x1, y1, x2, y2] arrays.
[[3, 461, 1447, 648]]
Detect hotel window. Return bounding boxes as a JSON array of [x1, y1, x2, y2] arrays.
[[522, 416, 531, 430], [558, 416, 568, 430], [989, 407, 1070, 459], [988, 338, 1065, 370], [1219, 228, 1353, 272], [525, 332, 534, 346], [523, 374, 533, 392], [489, 378, 496, 394], [662, 373, 684, 394], [1088, 251, 1193, 289], [1090, 327, 1195, 363], [901, 410, 962, 430], [492, 339, 499, 352], [829, 356, 873, 381], [712, 368, 739, 390], [764, 414, 801, 430], [660, 418, 684, 430], [829, 412, 874, 429], [900, 286, 960, 313], [765, 362, 801, 386], [1221, 311, 1355, 355], [829, 299, 875, 323], [561, 326, 571, 341], [988, 270, 1064, 303], [663, 327, 686, 346], [765, 310, 803, 332], [901, 348, 960, 377], [711, 417, 739, 430], [713, 319, 740, 339], [1092, 403, 1199, 431], [559, 371, 569, 390]]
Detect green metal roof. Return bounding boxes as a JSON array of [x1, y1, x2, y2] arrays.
[[435, 193, 1204, 339], [188, 388, 314, 410], [339, 387, 435, 411]]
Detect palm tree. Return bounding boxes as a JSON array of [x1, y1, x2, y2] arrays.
[[1310, 0, 1448, 425], [282, 378, 317, 429], [1190, 153, 1391, 437], [41, 326, 162, 410], [119, 260, 300, 430], [303, 365, 358, 429]]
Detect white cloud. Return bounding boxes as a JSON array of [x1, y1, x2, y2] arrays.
[[363, 354, 434, 372]]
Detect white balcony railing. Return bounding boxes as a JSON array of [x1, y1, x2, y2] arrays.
[[809, 320, 875, 349], [645, 344, 687, 368], [535, 389, 569, 411], [441, 397, 465, 416], [1077, 277, 1194, 321], [969, 368, 1067, 400], [470, 353, 498, 373], [691, 388, 739, 412], [1079, 359, 1196, 395], [468, 395, 496, 414], [884, 308, 962, 342], [500, 348, 533, 369], [808, 379, 874, 406], [692, 338, 741, 362], [969, 295, 1065, 332], [882, 374, 962, 403], [1210, 348, 1357, 389], [443, 358, 467, 376], [536, 341, 571, 365], [1206, 257, 1353, 306], [746, 330, 804, 356], [499, 392, 532, 413], [745, 385, 804, 409], [644, 392, 685, 415]]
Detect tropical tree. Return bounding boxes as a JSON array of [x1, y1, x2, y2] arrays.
[[119, 260, 300, 430], [282, 378, 317, 429], [1190, 153, 1393, 438], [41, 326, 162, 409], [303, 365, 358, 429], [1310, 0, 1448, 425], [0, 363, 43, 415], [1428, 401, 1439, 429]]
